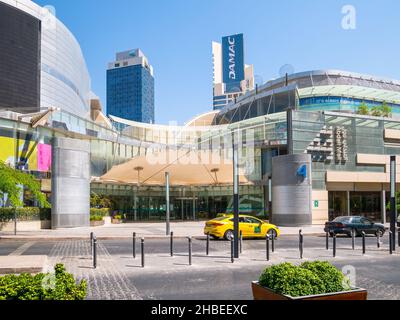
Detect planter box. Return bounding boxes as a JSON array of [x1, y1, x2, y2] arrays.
[[90, 220, 105, 227], [252, 281, 367, 300], [111, 219, 122, 224], [0, 220, 51, 231]]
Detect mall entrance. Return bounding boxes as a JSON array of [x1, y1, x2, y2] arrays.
[[174, 197, 197, 220]]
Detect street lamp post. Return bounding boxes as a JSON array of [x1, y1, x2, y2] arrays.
[[165, 172, 170, 235], [390, 156, 397, 251], [232, 133, 239, 259]]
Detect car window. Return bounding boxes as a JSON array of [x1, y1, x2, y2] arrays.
[[333, 217, 350, 223], [361, 218, 372, 225], [246, 217, 262, 224]]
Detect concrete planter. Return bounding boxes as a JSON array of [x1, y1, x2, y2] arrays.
[[90, 220, 105, 227], [252, 281, 368, 300], [0, 220, 51, 231]]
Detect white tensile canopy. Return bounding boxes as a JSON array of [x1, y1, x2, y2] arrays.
[[99, 149, 251, 186]]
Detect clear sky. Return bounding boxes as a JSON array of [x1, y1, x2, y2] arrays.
[[35, 0, 400, 124]]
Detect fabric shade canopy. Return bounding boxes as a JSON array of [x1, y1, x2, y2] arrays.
[[99, 149, 251, 186]]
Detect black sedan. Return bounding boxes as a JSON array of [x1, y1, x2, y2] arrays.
[[324, 216, 386, 237]]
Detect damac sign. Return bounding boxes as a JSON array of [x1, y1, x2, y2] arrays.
[[228, 37, 237, 80], [222, 33, 244, 92]]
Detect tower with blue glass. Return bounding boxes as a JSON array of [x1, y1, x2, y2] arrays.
[[107, 49, 154, 123]]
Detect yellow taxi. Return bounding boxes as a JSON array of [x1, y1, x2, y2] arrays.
[[204, 214, 280, 240]]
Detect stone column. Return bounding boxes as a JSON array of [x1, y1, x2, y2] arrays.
[[51, 137, 90, 229]]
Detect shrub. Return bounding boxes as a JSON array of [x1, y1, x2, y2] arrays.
[[39, 208, 51, 221], [259, 261, 350, 297], [113, 214, 123, 220], [300, 261, 351, 293], [90, 214, 103, 222], [0, 264, 87, 300], [90, 208, 110, 217], [0, 207, 43, 222]]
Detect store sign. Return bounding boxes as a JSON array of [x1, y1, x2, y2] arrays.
[[314, 200, 319, 208], [335, 127, 348, 162]]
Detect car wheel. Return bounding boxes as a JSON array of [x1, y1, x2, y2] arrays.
[[375, 229, 385, 237], [329, 232, 335, 237], [267, 229, 277, 239], [224, 230, 234, 241]]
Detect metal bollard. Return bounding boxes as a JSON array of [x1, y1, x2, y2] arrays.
[[326, 231, 329, 250], [271, 232, 275, 253], [230, 237, 234, 263], [188, 237, 192, 266], [362, 231, 366, 254], [141, 238, 145, 268], [93, 236, 97, 269], [389, 231, 393, 255], [377, 232, 380, 249], [299, 230, 304, 259], [133, 232, 136, 259], [239, 231, 243, 254], [266, 235, 270, 261], [90, 232, 94, 253], [333, 234, 336, 257], [170, 232, 174, 257], [206, 233, 210, 256], [398, 228, 400, 247], [351, 229, 355, 250]]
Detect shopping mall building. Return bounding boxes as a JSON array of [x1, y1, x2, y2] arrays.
[[1, 0, 400, 228]]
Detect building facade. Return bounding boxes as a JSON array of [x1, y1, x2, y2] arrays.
[[212, 34, 254, 110], [107, 49, 154, 124], [0, 0, 91, 118], [1, 5, 399, 228]]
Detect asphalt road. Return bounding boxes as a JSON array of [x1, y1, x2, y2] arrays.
[[1, 235, 399, 300]]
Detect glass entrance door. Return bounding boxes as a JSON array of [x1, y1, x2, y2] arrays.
[[175, 198, 197, 220]]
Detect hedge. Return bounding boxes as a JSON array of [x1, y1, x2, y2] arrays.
[[90, 208, 110, 217], [90, 214, 104, 222], [0, 264, 87, 300], [0, 207, 51, 222]]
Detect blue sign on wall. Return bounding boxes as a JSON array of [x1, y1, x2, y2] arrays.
[[222, 33, 244, 93], [297, 165, 307, 178]]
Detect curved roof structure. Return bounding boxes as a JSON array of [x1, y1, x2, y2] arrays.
[[216, 69, 400, 124]]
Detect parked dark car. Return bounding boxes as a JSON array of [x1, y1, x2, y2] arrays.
[[324, 216, 386, 237]]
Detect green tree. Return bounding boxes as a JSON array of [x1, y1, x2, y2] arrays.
[[0, 160, 49, 208], [357, 103, 369, 115], [380, 102, 392, 118], [90, 191, 113, 209]]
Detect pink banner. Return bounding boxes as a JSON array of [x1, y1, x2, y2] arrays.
[[38, 144, 52, 172]]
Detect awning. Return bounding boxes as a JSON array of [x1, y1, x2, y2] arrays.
[[99, 149, 251, 186]]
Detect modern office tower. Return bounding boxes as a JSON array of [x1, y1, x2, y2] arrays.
[[107, 49, 155, 124], [212, 34, 254, 110]]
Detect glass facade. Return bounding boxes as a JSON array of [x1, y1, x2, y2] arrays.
[[107, 65, 154, 124], [300, 96, 400, 114]]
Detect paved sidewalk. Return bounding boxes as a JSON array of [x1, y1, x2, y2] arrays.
[[0, 221, 326, 240]]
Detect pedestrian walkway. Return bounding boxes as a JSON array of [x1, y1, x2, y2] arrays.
[[0, 221, 326, 240]]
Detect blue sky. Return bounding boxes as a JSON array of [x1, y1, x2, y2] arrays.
[[35, 0, 400, 124]]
